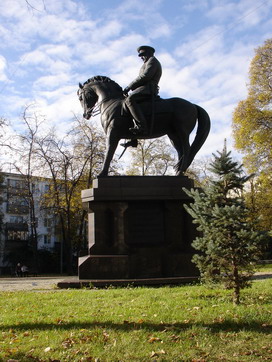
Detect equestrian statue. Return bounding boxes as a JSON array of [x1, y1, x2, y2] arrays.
[[77, 45, 210, 177]]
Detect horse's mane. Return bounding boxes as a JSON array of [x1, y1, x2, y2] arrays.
[[84, 75, 123, 93]]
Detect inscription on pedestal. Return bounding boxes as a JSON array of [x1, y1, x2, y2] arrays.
[[125, 201, 165, 245]]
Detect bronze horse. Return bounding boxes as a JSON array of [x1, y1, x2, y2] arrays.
[[78, 76, 210, 177]]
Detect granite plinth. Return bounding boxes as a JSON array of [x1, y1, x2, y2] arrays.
[[81, 176, 193, 202], [58, 276, 199, 289], [78, 176, 199, 281]]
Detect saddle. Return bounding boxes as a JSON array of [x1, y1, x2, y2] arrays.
[[121, 96, 173, 120]]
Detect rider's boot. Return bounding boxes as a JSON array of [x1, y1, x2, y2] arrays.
[[126, 103, 148, 135]]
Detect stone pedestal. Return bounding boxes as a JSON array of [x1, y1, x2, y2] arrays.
[[78, 176, 199, 280]]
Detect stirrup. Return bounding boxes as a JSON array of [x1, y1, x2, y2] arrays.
[[129, 126, 147, 135], [120, 139, 138, 148], [119, 139, 138, 160]]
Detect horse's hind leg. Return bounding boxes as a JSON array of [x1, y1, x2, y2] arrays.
[[168, 133, 183, 173], [180, 134, 190, 173], [168, 132, 190, 175]]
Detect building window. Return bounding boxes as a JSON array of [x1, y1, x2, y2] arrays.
[[10, 216, 24, 223], [7, 230, 28, 241], [9, 197, 28, 206], [44, 218, 52, 227], [8, 179, 27, 189], [44, 235, 51, 244], [44, 184, 50, 192]]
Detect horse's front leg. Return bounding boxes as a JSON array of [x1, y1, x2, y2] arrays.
[[98, 132, 119, 177]]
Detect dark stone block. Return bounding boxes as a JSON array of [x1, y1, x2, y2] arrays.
[[79, 255, 129, 279], [125, 201, 165, 245], [78, 176, 199, 280]]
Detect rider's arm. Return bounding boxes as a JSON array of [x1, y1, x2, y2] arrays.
[[127, 57, 160, 90]]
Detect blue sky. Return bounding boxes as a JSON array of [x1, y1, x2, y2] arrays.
[[0, 0, 271, 165]]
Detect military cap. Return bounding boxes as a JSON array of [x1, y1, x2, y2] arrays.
[[137, 45, 155, 56]]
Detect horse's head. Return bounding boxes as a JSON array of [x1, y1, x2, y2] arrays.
[[78, 76, 123, 119], [77, 82, 98, 120]]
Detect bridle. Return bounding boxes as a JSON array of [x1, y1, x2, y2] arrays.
[[80, 85, 119, 118], [79, 86, 99, 118]]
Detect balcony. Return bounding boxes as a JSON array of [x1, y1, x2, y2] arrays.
[[7, 204, 29, 214], [4, 240, 28, 252], [6, 227, 28, 243], [7, 186, 29, 196], [6, 222, 28, 231]]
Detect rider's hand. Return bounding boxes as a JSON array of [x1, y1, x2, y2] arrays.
[[123, 87, 130, 96]]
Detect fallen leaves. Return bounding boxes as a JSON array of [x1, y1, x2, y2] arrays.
[[62, 337, 76, 348], [232, 349, 271, 359], [102, 331, 110, 343], [54, 318, 65, 325], [150, 349, 166, 357], [169, 334, 181, 342], [148, 336, 162, 343], [212, 316, 225, 323]]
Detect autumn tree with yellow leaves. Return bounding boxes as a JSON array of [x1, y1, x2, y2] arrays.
[[232, 38, 272, 237]]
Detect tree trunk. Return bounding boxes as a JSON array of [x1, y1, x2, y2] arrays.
[[233, 264, 240, 305]]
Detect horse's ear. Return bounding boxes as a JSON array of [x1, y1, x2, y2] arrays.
[[79, 82, 83, 89]]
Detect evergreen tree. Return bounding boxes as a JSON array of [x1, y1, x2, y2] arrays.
[[184, 145, 265, 304]]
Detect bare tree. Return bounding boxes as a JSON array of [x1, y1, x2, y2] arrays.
[[25, 0, 46, 12], [126, 137, 176, 176], [186, 156, 212, 187], [9, 105, 45, 270], [34, 117, 108, 274]]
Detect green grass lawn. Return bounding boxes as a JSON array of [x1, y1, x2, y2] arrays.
[[257, 263, 272, 273], [0, 280, 271, 361]]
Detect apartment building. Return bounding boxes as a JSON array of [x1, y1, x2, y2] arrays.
[[0, 172, 58, 274]]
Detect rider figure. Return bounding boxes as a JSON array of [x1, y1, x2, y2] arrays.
[[123, 46, 162, 135]]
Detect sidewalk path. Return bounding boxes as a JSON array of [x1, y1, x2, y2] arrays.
[[0, 272, 271, 292], [0, 276, 73, 291]]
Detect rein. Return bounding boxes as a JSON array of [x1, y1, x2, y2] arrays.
[[90, 102, 102, 117], [88, 96, 117, 118], [83, 85, 122, 118]]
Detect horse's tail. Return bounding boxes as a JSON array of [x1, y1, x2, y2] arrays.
[[187, 105, 211, 169]]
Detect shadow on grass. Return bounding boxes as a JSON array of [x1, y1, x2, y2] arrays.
[[2, 320, 271, 334]]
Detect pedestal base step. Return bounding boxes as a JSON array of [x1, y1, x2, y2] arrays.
[[57, 276, 199, 289]]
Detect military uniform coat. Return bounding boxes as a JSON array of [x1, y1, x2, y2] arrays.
[[128, 56, 162, 95]]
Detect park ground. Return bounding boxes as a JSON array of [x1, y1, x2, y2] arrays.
[[0, 269, 271, 361], [0, 267, 272, 291]]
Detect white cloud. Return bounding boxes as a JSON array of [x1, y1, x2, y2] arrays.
[[76, 34, 147, 76], [0, 0, 28, 19], [113, 0, 161, 17], [21, 45, 73, 78], [34, 92, 80, 127], [33, 74, 71, 90], [43, 44, 72, 60], [0, 0, 270, 166], [207, 0, 272, 30], [197, 125, 232, 157], [0, 56, 8, 82], [150, 23, 172, 39]]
